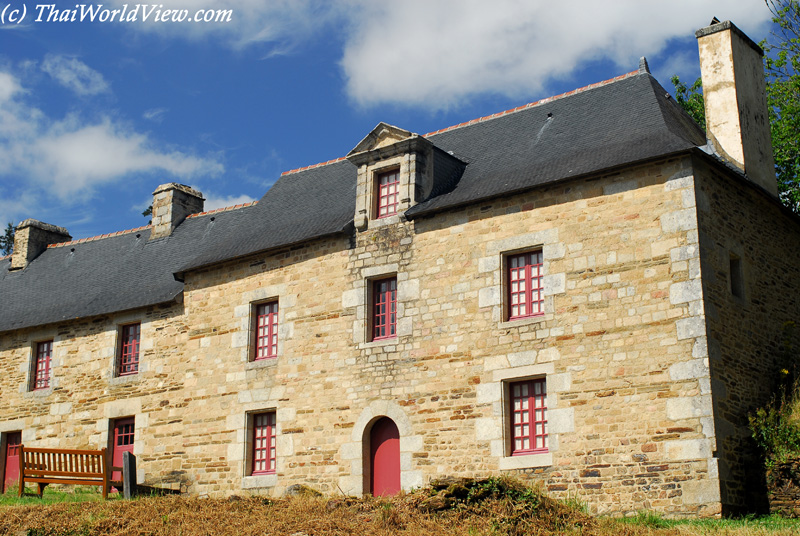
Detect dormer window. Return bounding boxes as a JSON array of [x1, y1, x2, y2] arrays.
[[376, 169, 400, 218], [347, 122, 465, 230]]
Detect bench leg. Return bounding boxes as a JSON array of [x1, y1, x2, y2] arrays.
[[37, 483, 47, 498]]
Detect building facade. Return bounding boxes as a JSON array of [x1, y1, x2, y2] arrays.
[[1, 21, 798, 516]]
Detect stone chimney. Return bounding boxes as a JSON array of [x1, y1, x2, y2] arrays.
[[696, 20, 777, 196], [9, 219, 71, 271], [149, 183, 204, 240]]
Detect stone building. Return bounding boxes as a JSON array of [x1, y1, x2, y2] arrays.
[[1, 20, 798, 516]]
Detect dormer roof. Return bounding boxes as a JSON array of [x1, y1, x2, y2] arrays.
[[348, 122, 414, 155]]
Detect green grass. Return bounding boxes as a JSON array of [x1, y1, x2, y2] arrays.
[[617, 510, 800, 531], [0, 485, 110, 506]]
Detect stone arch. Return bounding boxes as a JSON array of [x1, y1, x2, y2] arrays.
[[338, 400, 423, 496]]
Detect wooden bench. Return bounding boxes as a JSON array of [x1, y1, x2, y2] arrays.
[[18, 445, 115, 499]]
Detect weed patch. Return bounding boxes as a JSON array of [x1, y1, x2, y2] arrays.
[[0, 479, 798, 535]]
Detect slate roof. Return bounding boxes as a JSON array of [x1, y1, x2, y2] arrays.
[[0, 70, 706, 333]]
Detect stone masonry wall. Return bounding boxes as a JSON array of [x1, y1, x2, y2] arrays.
[[693, 155, 800, 514], [0, 155, 723, 516], [0, 300, 187, 487]]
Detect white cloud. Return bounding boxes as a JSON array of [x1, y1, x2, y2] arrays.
[[103, 1, 774, 110], [204, 194, 256, 211], [106, 0, 339, 50], [143, 108, 168, 122], [339, 1, 774, 108], [41, 54, 110, 96], [0, 69, 223, 202]]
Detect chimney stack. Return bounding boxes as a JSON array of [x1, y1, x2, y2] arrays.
[[149, 183, 204, 240], [696, 20, 777, 196], [10, 219, 71, 271]]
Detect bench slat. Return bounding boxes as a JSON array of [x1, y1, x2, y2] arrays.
[[24, 477, 106, 486], [25, 470, 105, 478], [23, 447, 107, 456]]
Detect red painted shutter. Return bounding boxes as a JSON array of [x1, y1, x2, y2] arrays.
[[376, 170, 399, 218], [33, 341, 52, 390], [252, 412, 277, 474], [372, 278, 397, 340], [508, 252, 544, 320], [111, 418, 135, 483], [370, 417, 400, 496], [3, 432, 21, 492], [255, 302, 279, 359], [510, 378, 548, 455], [119, 324, 140, 375]]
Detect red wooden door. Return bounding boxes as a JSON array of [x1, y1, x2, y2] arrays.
[[370, 417, 400, 496], [111, 418, 135, 482], [3, 432, 21, 492]]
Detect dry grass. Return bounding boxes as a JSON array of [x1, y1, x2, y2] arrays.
[[0, 482, 798, 536]]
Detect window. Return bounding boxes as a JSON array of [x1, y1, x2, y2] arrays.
[[254, 301, 279, 360], [509, 378, 548, 455], [252, 412, 277, 475], [730, 254, 744, 299], [32, 340, 52, 390], [372, 277, 397, 341], [118, 323, 140, 376], [376, 169, 399, 218], [507, 251, 544, 320]]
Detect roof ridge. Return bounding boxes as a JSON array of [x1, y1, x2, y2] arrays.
[[48, 225, 151, 249], [186, 201, 258, 219], [278, 70, 641, 177], [46, 201, 259, 249], [281, 157, 348, 177], [424, 70, 641, 137]]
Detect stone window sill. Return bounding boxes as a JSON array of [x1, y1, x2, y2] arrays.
[[359, 337, 401, 350], [498, 315, 549, 330], [498, 452, 553, 470], [109, 373, 141, 386], [242, 473, 277, 489], [24, 387, 53, 398], [246, 358, 279, 371]]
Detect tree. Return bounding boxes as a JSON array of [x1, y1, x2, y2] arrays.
[[671, 75, 706, 130], [764, 0, 800, 213], [0, 222, 14, 256], [671, 1, 800, 214]]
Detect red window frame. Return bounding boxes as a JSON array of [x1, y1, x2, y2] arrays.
[[510, 378, 548, 455], [372, 277, 397, 341], [118, 323, 140, 376], [114, 418, 135, 448], [252, 412, 277, 475], [254, 301, 279, 360], [32, 340, 52, 390], [376, 169, 400, 218], [507, 251, 544, 320]]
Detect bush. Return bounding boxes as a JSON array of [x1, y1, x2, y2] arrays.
[[749, 322, 800, 469]]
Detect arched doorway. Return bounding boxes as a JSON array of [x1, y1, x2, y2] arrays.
[[369, 417, 400, 496]]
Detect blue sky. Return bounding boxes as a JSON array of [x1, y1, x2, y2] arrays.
[[0, 1, 774, 240]]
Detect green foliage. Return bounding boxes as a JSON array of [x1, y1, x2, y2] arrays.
[[0, 222, 14, 256], [749, 322, 800, 469], [671, 2, 800, 215], [671, 75, 706, 130], [463, 476, 535, 504], [764, 1, 800, 213], [618, 510, 673, 528]]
